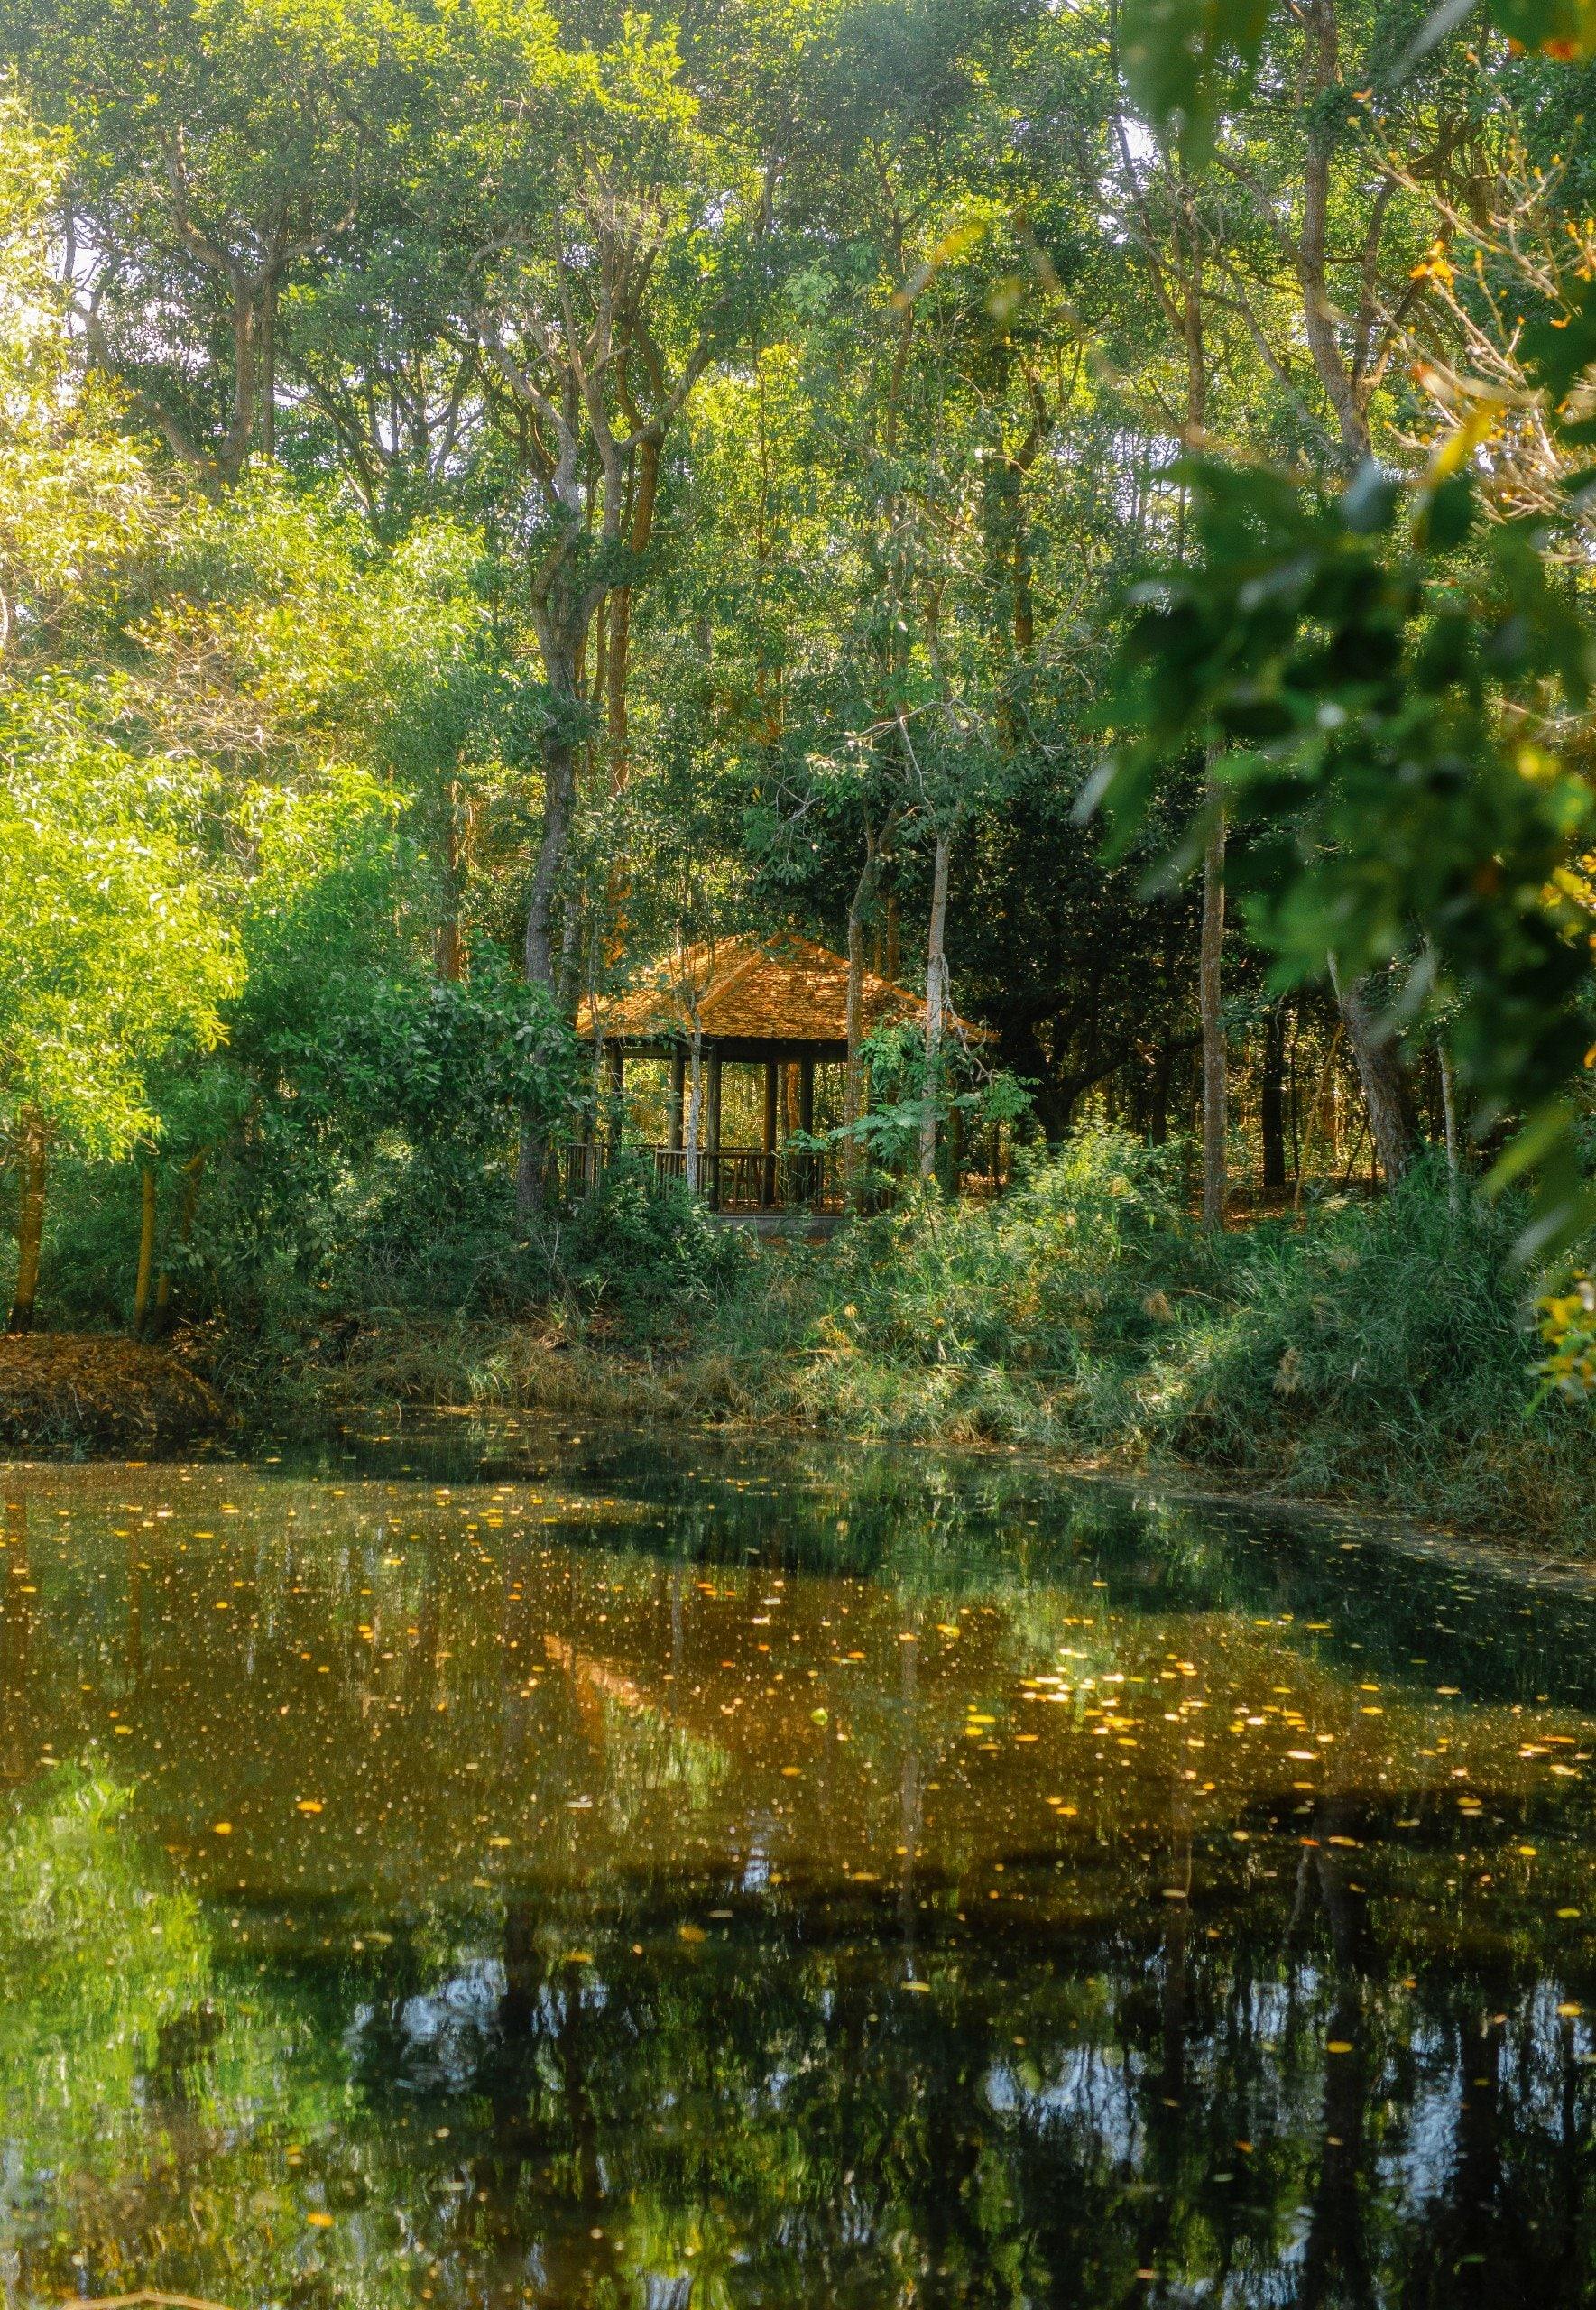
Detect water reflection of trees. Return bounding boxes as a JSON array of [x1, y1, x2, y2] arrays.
[[3, 1825, 1592, 2304], [1, 1457, 1596, 2305]]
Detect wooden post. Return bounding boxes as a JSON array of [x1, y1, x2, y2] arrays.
[[798, 1057, 816, 1204], [1200, 809, 1227, 1227], [605, 1042, 624, 1152], [762, 1059, 779, 1206], [669, 1048, 686, 1153], [133, 1164, 157, 1338], [707, 1049, 724, 1210]]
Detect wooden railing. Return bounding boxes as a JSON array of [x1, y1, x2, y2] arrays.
[[546, 1142, 843, 1212]]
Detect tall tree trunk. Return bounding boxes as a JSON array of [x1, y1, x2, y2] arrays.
[[1200, 814, 1227, 1228], [134, 1164, 157, 1338], [7, 1115, 47, 1335], [259, 273, 278, 464], [517, 724, 578, 1220], [1439, 1037, 1462, 1211], [605, 436, 660, 794], [920, 831, 950, 1181], [844, 835, 881, 1196], [154, 1153, 203, 1335], [1260, 1005, 1288, 1192], [1331, 963, 1417, 1185], [1296, 0, 1372, 468]]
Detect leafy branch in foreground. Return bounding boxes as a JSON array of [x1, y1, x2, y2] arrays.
[[1121, 0, 1596, 163], [1091, 420, 1595, 1261]]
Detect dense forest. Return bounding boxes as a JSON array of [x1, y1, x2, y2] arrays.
[[1, 0, 1595, 1527]]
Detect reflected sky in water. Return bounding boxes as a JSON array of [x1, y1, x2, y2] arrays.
[[1, 1428, 1595, 2306]]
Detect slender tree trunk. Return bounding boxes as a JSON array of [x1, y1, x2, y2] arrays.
[[920, 831, 950, 1181], [844, 836, 881, 1196], [436, 780, 468, 983], [7, 1115, 47, 1335], [1439, 1038, 1462, 1211], [1260, 1006, 1288, 1193], [1200, 813, 1227, 1228], [1296, 1023, 1343, 1213], [134, 1164, 157, 1338]]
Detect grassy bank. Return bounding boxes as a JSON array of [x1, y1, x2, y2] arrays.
[[239, 1132, 1595, 1550]]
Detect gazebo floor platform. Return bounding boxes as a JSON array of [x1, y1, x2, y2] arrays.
[[546, 1142, 843, 1214]]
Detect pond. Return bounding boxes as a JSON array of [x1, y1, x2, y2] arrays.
[[1, 1429, 1594, 2307]]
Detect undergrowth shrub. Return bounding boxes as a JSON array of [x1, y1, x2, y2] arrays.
[[724, 1131, 1595, 1539], [555, 1155, 752, 1327]]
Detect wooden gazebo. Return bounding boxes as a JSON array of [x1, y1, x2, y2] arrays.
[[566, 934, 983, 1210]]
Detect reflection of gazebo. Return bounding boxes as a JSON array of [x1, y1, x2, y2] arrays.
[[566, 934, 985, 1210]]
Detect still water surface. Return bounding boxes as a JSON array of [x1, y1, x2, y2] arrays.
[[2, 1431, 1595, 2306]]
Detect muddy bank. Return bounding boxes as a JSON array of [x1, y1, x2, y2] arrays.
[[0, 1333, 228, 1453]]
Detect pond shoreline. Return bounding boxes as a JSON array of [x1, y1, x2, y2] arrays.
[[5, 1321, 1591, 1591]]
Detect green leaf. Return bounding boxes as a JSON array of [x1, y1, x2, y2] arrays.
[[1519, 275, 1596, 402], [1119, 0, 1270, 162]]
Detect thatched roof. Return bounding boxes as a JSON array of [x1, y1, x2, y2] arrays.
[[576, 934, 989, 1052]]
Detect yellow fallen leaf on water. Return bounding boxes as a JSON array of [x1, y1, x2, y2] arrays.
[[564, 1950, 594, 1964], [1558, 1908, 1582, 1919], [1326, 2041, 1354, 2055], [213, 1821, 233, 1835], [904, 1980, 931, 1992], [1518, 1844, 1538, 1857], [781, 1765, 801, 1777], [488, 1834, 512, 1848], [296, 1799, 323, 1815], [307, 2212, 334, 2229], [1559, 2001, 1584, 2018], [679, 1925, 706, 1944]]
